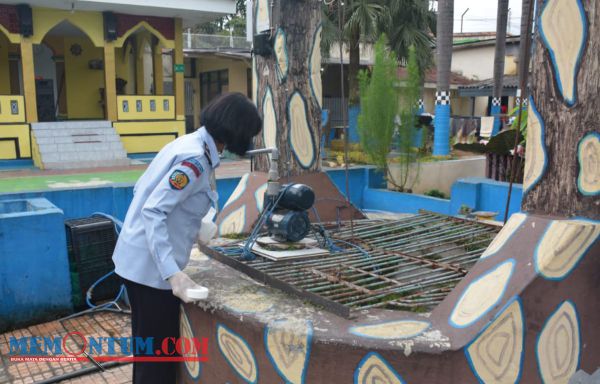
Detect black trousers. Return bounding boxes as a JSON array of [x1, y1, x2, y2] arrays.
[[122, 277, 180, 384]]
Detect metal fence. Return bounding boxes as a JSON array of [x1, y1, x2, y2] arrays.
[[486, 153, 524, 183]]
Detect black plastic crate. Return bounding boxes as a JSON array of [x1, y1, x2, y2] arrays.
[[65, 217, 120, 308]]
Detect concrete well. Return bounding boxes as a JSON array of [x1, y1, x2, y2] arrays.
[[0, 198, 72, 331], [179, 213, 600, 383]]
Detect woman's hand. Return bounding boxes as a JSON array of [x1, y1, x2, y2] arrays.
[[168, 271, 206, 303]]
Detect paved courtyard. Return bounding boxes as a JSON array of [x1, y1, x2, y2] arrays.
[[0, 312, 132, 384], [0, 159, 251, 193]]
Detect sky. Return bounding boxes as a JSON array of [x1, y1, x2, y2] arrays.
[[451, 0, 523, 35]]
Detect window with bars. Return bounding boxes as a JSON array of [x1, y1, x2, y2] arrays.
[[199, 69, 229, 108]]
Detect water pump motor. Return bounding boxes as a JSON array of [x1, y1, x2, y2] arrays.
[[265, 183, 315, 242]]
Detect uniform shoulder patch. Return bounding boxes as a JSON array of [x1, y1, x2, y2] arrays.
[[169, 170, 189, 190], [182, 158, 204, 177]]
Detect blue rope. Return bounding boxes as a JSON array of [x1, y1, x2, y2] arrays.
[[330, 238, 370, 259], [92, 212, 123, 235], [85, 213, 126, 309], [311, 206, 341, 251], [241, 185, 292, 261], [239, 188, 372, 264]]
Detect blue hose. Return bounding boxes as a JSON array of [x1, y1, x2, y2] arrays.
[[241, 185, 292, 261], [85, 213, 125, 309]]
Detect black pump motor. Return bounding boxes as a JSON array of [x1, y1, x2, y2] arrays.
[[266, 211, 311, 242], [264, 184, 315, 242]]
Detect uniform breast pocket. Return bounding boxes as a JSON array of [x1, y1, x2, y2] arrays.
[[180, 191, 211, 221]]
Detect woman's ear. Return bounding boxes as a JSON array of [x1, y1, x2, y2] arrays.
[[216, 142, 226, 153]]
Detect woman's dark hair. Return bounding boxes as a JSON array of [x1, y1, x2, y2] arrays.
[[200, 92, 262, 156]]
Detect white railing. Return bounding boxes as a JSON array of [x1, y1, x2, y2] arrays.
[[183, 33, 252, 50]]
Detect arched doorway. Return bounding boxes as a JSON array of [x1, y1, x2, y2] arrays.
[[118, 27, 168, 96], [0, 29, 22, 96], [33, 43, 57, 121], [34, 20, 106, 121]]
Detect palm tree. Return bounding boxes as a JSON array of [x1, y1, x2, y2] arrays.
[[323, 0, 387, 105], [518, 0, 532, 94], [491, 0, 510, 136], [433, 0, 454, 156], [384, 0, 436, 74]]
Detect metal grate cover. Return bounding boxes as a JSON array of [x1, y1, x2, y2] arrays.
[[203, 212, 500, 318]]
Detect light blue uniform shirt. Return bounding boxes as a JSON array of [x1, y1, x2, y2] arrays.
[[113, 127, 220, 289]]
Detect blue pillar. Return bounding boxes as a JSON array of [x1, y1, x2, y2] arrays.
[[413, 99, 425, 148], [347, 105, 361, 143], [433, 91, 450, 156], [491, 97, 502, 136]]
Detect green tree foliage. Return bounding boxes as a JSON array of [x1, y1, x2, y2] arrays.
[[383, 0, 436, 73], [196, 0, 247, 36], [322, 0, 435, 102], [394, 45, 422, 189], [358, 35, 399, 185], [322, 0, 388, 105]]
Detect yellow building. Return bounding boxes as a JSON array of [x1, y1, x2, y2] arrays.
[[0, 0, 234, 169], [181, 34, 253, 134]]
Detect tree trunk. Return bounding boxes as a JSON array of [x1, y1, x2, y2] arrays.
[[492, 0, 509, 100], [433, 0, 454, 156], [522, 0, 599, 219], [517, 0, 532, 89], [252, 0, 322, 175], [491, 0, 509, 134], [435, 0, 453, 92], [348, 27, 361, 105]]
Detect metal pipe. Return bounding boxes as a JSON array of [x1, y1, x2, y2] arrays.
[[461, 8, 470, 33], [34, 361, 129, 384]]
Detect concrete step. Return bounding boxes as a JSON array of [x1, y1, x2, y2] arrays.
[[31, 120, 113, 130], [38, 142, 126, 153], [32, 127, 116, 138], [36, 133, 123, 144], [42, 150, 128, 163], [43, 158, 131, 170], [31, 122, 131, 170]]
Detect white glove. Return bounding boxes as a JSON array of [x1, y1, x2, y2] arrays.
[[168, 271, 206, 303], [198, 207, 218, 245]]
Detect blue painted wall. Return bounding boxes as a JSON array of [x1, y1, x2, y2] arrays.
[[0, 169, 525, 329], [0, 186, 133, 222], [0, 198, 72, 331], [363, 188, 452, 215], [479, 179, 523, 218], [0, 178, 244, 222], [326, 168, 370, 208], [0, 159, 34, 170], [0, 170, 523, 222]]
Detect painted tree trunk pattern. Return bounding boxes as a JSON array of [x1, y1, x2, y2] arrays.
[[252, 0, 322, 175], [522, 0, 599, 219]]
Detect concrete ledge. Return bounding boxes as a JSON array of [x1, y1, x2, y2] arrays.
[[389, 156, 486, 195], [0, 198, 72, 331]]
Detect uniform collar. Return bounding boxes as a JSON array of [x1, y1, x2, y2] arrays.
[[198, 126, 220, 169]]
